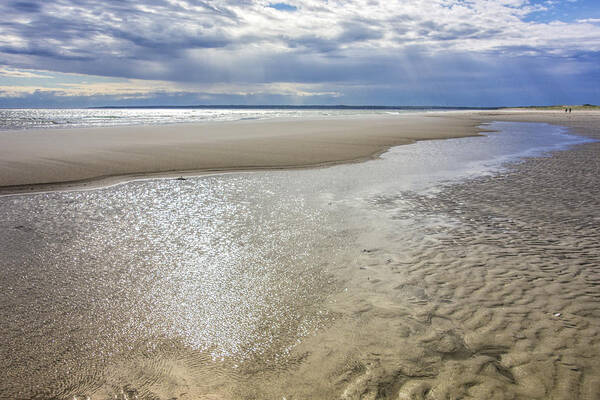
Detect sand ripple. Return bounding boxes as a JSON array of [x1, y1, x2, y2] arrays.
[[273, 140, 600, 399], [2, 120, 599, 399]]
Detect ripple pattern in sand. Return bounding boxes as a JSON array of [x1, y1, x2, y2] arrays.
[[0, 175, 341, 399], [1, 122, 599, 399], [272, 141, 600, 399]]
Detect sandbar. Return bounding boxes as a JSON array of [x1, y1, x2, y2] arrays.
[[1, 109, 599, 195]]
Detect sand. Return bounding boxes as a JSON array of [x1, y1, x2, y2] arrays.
[[231, 111, 600, 399], [0, 114, 485, 194], [2, 109, 599, 195], [1, 110, 600, 399], [460, 108, 600, 140]]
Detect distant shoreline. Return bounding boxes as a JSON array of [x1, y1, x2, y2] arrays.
[[506, 104, 600, 110], [88, 105, 498, 110], [1, 104, 596, 110]]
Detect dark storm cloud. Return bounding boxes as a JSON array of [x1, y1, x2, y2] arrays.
[[0, 45, 94, 61], [338, 21, 383, 42], [2, 50, 598, 108], [281, 20, 382, 53], [10, 1, 41, 13], [108, 28, 231, 51], [0, 0, 239, 62]]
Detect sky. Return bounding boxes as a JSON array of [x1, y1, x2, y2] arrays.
[[0, 0, 599, 107]]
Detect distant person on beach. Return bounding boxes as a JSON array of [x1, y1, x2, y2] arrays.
[[569, 108, 572, 113], [565, 108, 568, 112]]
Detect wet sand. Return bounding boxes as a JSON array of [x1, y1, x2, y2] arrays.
[[271, 112, 600, 399], [231, 116, 600, 399], [1, 111, 600, 399], [280, 150, 600, 399], [462, 108, 600, 142]]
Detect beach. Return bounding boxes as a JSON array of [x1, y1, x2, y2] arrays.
[[1, 109, 598, 195], [1, 110, 600, 399], [0, 113, 485, 193]]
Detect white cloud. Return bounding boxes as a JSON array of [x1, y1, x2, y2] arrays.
[[3, 0, 600, 63], [0, 74, 340, 99], [0, 66, 51, 78], [577, 18, 600, 24]]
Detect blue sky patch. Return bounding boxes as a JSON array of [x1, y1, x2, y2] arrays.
[[267, 3, 297, 12], [523, 0, 599, 23]]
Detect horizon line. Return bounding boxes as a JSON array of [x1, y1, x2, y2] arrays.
[[1, 104, 597, 110]]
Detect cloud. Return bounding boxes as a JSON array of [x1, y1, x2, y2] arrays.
[[0, 71, 340, 100], [0, 66, 50, 78], [577, 18, 600, 24], [10, 1, 41, 13], [0, 0, 599, 105]]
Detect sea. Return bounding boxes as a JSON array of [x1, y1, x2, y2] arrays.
[[0, 106, 481, 131]]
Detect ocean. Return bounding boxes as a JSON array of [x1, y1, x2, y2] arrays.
[[0, 106, 479, 131]]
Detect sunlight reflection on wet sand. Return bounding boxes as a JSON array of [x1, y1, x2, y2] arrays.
[[0, 122, 593, 398]]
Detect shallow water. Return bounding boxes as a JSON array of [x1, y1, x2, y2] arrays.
[[0, 122, 594, 399], [0, 107, 440, 131]]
